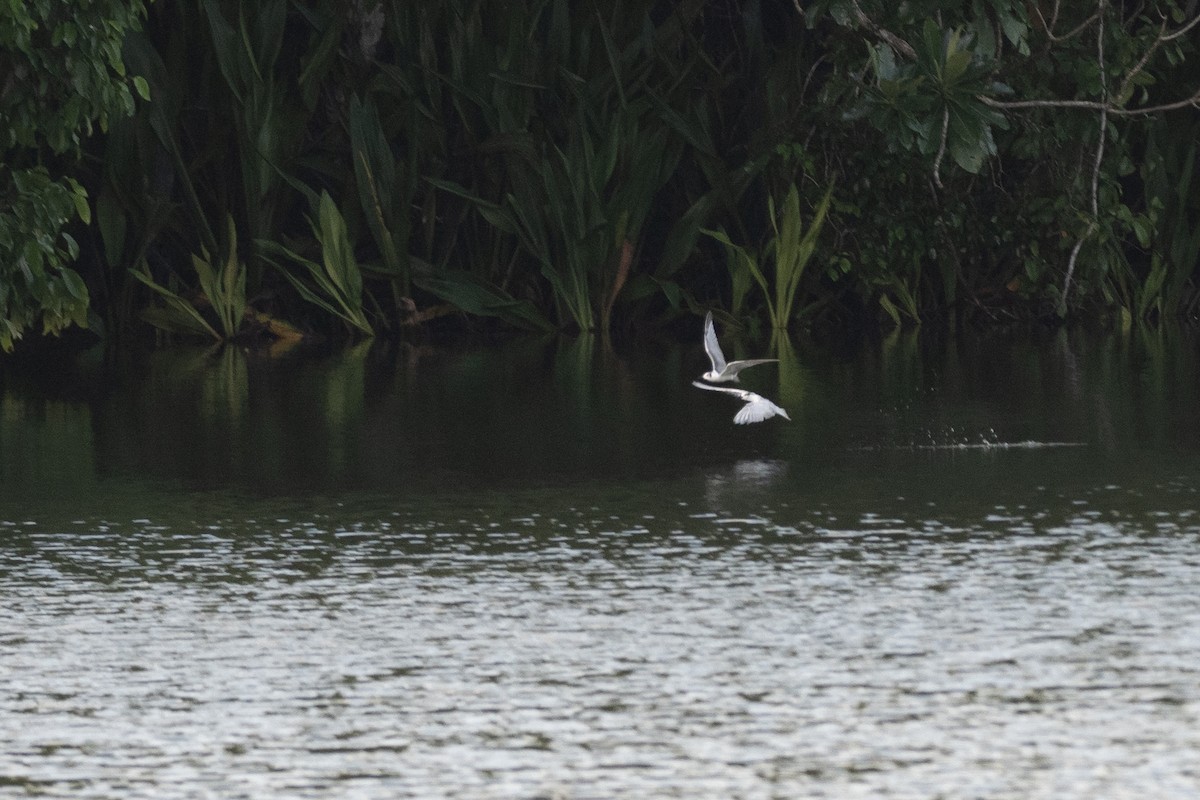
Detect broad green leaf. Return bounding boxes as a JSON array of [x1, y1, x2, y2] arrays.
[[414, 270, 553, 331], [944, 50, 971, 83], [998, 9, 1028, 50], [59, 268, 89, 302]]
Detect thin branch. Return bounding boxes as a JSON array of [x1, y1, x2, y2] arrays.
[[1089, 27, 1108, 221], [1027, 7, 1200, 109], [1111, 9, 1200, 101], [995, 6, 1003, 60], [848, 0, 917, 60], [1059, 223, 1096, 313], [980, 96, 1109, 111], [1032, 1, 1100, 42], [932, 107, 950, 190], [1127, 1, 1150, 28], [1048, 0, 1062, 33], [1161, 9, 1200, 41], [1115, 19, 1167, 101], [1061, 0, 1109, 313], [800, 54, 827, 102], [979, 90, 1200, 115], [1054, 13, 1102, 42]]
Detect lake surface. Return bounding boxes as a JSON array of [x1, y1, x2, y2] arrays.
[[2, 326, 1200, 798]]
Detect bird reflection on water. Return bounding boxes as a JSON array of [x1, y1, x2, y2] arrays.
[[704, 458, 789, 509]]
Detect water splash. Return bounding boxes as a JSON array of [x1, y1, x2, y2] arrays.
[[915, 427, 1086, 451], [854, 427, 1087, 452]]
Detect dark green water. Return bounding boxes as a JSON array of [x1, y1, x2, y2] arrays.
[[2, 327, 1199, 798]]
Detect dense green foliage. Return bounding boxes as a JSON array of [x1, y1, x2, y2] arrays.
[[1, 0, 148, 350], [3, 0, 1199, 350], [813, 0, 1200, 323]]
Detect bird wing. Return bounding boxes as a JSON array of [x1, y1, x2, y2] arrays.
[[703, 312, 727, 374], [722, 358, 779, 378], [693, 381, 790, 424], [733, 395, 790, 425], [691, 380, 750, 400]]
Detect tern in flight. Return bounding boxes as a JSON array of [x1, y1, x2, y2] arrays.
[[691, 381, 791, 425], [701, 311, 777, 383]]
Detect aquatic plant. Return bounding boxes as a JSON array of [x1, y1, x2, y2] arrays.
[[349, 94, 413, 298], [6, 0, 1200, 350], [259, 191, 373, 337], [129, 216, 246, 340], [703, 182, 833, 330]]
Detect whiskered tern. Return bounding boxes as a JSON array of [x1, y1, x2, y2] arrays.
[[701, 311, 777, 383], [692, 380, 791, 425]]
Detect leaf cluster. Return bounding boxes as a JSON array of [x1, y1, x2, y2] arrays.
[[1, 0, 147, 350]]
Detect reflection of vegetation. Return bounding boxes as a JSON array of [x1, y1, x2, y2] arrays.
[[879, 328, 922, 403], [0, 394, 97, 495], [319, 339, 370, 478], [772, 331, 806, 415], [80, 343, 375, 489], [197, 345, 249, 425], [5, 329, 1200, 507]]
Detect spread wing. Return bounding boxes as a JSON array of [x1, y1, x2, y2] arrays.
[[693, 381, 790, 424], [722, 358, 779, 378], [703, 312, 727, 374], [691, 380, 750, 400], [732, 396, 791, 425]]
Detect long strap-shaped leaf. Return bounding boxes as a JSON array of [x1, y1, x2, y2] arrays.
[[128, 264, 220, 340], [258, 193, 373, 336]]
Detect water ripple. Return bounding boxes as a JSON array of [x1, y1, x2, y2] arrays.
[[3, 497, 1200, 799]]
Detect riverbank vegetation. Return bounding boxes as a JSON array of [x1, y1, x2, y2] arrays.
[[3, 0, 1199, 353]]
